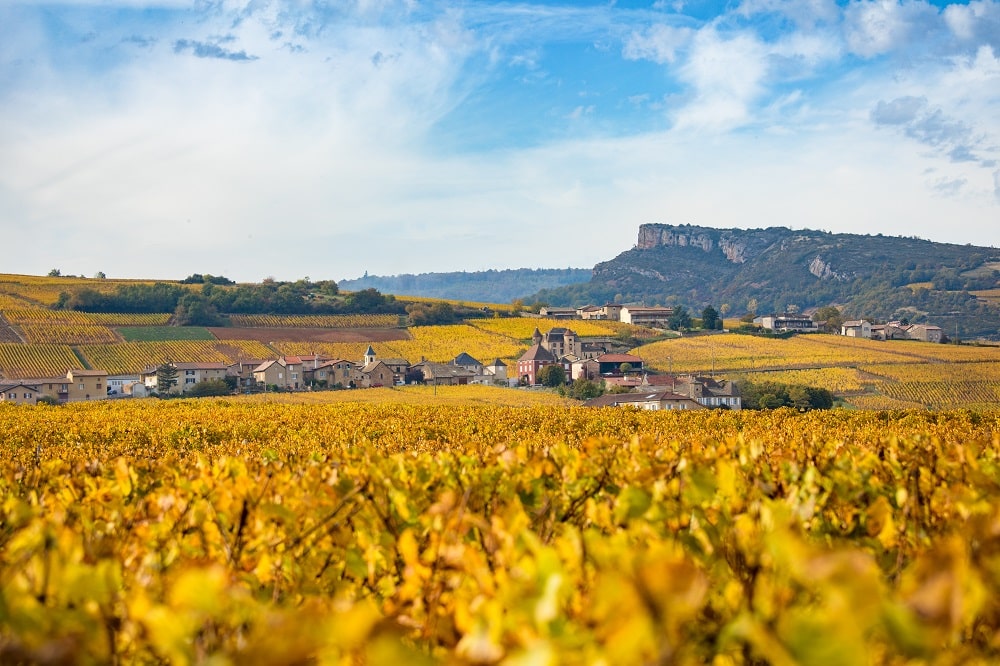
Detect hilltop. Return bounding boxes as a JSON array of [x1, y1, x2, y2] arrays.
[[529, 224, 1000, 339], [338, 268, 591, 303]]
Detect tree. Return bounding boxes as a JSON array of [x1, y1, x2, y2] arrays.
[[48, 268, 62, 277], [759, 393, 785, 409], [813, 306, 844, 333], [174, 293, 220, 326], [568, 377, 603, 400], [406, 302, 457, 326], [788, 385, 812, 411], [701, 306, 720, 330], [94, 271, 106, 279], [536, 364, 566, 387], [187, 379, 231, 397], [668, 306, 691, 331], [806, 386, 834, 410], [619, 362, 633, 375], [156, 362, 178, 395]]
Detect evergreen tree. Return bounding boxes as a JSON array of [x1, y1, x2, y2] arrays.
[[156, 361, 178, 395], [701, 305, 720, 330]]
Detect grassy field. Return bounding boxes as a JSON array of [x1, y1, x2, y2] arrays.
[[117, 326, 216, 341]]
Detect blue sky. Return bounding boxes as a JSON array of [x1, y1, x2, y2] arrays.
[[1, 0, 998, 283]]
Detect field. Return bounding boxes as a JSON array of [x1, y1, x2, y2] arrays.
[[209, 326, 409, 344], [636, 333, 1000, 410], [0, 344, 85, 379], [3, 273, 1000, 410], [118, 326, 217, 342], [469, 318, 628, 339], [227, 314, 402, 328], [1, 399, 998, 663]]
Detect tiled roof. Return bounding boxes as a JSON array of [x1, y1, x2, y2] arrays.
[[518, 343, 556, 363], [0, 382, 41, 392], [253, 359, 283, 372], [416, 362, 477, 378], [596, 353, 643, 363], [452, 352, 482, 367]]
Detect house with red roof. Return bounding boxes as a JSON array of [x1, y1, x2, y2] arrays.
[[516, 342, 557, 385]]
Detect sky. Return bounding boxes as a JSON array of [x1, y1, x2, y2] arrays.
[[1, 0, 998, 283]]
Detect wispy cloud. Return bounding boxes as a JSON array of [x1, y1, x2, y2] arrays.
[[173, 38, 258, 61], [0, 0, 998, 280]]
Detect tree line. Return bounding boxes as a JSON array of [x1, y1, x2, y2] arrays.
[[55, 278, 405, 326]]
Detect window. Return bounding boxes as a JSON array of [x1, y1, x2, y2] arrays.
[[186, 378, 196, 384], [186, 370, 195, 376], [79, 384, 85, 390]]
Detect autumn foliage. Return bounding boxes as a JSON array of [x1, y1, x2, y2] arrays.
[[2, 399, 999, 664]]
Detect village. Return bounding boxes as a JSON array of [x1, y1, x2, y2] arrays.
[[0, 301, 950, 410], [0, 315, 743, 411]]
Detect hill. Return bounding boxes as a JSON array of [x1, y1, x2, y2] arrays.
[[529, 224, 1000, 339], [338, 268, 591, 303]]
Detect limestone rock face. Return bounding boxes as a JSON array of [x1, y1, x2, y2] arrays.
[[635, 224, 771, 265], [809, 255, 851, 281], [636, 225, 714, 252]]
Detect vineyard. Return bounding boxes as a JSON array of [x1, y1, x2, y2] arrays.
[[0, 343, 83, 379], [275, 325, 528, 366], [634, 333, 925, 373], [0, 274, 157, 307], [2, 309, 170, 326], [470, 318, 629, 340], [971, 288, 1000, 303], [732, 366, 873, 394], [228, 314, 402, 328], [17, 324, 121, 345], [75, 340, 276, 375], [1, 402, 998, 663]]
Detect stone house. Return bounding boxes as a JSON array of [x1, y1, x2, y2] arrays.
[[0, 382, 42, 405], [144, 362, 228, 394], [310, 359, 358, 388], [841, 320, 872, 338], [360, 360, 395, 388]]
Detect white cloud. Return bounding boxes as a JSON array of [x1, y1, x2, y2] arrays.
[[672, 28, 769, 130], [1, 0, 999, 281], [943, 0, 1000, 48], [736, 0, 840, 28], [843, 0, 940, 58], [622, 24, 693, 64]]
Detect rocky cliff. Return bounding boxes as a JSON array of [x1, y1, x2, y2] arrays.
[[528, 223, 1000, 338]]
